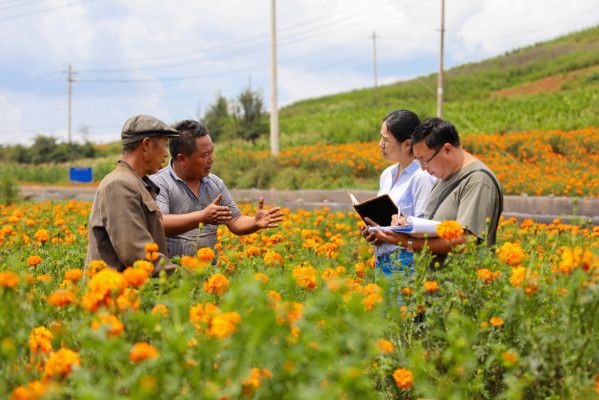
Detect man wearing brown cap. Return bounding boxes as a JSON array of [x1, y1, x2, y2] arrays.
[[86, 114, 180, 276]]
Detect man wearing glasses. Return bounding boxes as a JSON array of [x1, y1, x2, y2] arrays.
[[372, 117, 503, 265]]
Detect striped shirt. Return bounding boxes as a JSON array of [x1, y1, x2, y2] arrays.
[[150, 160, 241, 257]]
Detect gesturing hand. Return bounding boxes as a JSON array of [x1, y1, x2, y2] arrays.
[[202, 194, 233, 225], [254, 197, 284, 229]]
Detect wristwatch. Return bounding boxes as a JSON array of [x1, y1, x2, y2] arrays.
[[406, 239, 414, 253]]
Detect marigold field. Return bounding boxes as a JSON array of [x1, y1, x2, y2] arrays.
[[1, 200, 599, 399]]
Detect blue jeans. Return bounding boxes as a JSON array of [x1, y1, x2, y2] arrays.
[[375, 250, 414, 303]]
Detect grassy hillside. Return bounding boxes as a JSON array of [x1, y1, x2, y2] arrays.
[[273, 25, 599, 148]]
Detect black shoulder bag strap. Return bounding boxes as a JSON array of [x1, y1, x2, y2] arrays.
[[429, 169, 503, 235]]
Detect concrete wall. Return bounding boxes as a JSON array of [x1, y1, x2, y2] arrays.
[[19, 186, 599, 223]]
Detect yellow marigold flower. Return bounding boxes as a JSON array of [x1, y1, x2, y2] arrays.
[[204, 273, 229, 295], [9, 380, 45, 400], [33, 229, 50, 243], [47, 289, 75, 308], [42, 348, 81, 382], [130, 342, 159, 363], [122, 267, 149, 288], [354, 262, 366, 277], [436, 220, 464, 240], [27, 255, 42, 267], [376, 339, 394, 353], [496, 242, 525, 266], [559, 247, 595, 273], [317, 242, 339, 258], [133, 260, 154, 274], [64, 268, 83, 281], [2, 225, 14, 235], [255, 273, 269, 283], [363, 293, 383, 311], [393, 368, 414, 389], [152, 304, 168, 316], [244, 245, 261, 257], [509, 266, 527, 288], [91, 314, 124, 337], [490, 317, 504, 327], [208, 312, 241, 338], [424, 281, 438, 292], [0, 271, 19, 288], [86, 260, 107, 278], [144, 243, 159, 253], [364, 283, 382, 296], [196, 247, 215, 261], [181, 256, 208, 272], [29, 326, 54, 354]]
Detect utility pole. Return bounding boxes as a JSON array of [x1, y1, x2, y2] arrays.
[[369, 31, 380, 101], [269, 0, 279, 156], [63, 62, 79, 143], [437, 0, 445, 118]]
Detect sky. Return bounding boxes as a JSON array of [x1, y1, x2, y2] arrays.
[[0, 0, 597, 145]]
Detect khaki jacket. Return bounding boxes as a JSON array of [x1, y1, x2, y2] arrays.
[[85, 160, 177, 276]]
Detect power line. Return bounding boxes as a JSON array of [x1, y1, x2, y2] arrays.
[[0, 0, 96, 22]]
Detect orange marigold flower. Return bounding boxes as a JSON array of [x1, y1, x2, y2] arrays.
[[42, 348, 81, 382], [33, 229, 50, 243], [152, 304, 168, 316], [208, 312, 241, 338], [292, 265, 317, 290], [64, 268, 83, 281], [145, 252, 158, 262], [123, 267, 149, 288], [82, 268, 127, 312], [496, 242, 525, 266], [86, 260, 107, 278], [363, 293, 383, 311], [0, 270, 19, 288], [376, 339, 394, 353], [424, 281, 438, 292], [204, 273, 229, 295], [393, 368, 414, 389], [116, 288, 140, 312], [144, 243, 159, 253], [255, 273, 269, 283], [196, 247, 215, 261], [130, 342, 159, 363], [36, 275, 51, 282], [401, 287, 413, 295], [354, 262, 366, 277], [276, 301, 304, 325], [48, 289, 75, 307], [436, 220, 464, 240], [263, 250, 284, 265], [189, 302, 221, 325], [181, 256, 208, 272], [91, 314, 124, 337], [28, 326, 54, 354], [490, 317, 504, 327], [27, 255, 42, 267], [10, 380, 45, 400], [242, 367, 272, 396], [502, 351, 518, 366]]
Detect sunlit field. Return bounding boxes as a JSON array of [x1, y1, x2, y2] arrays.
[[1, 200, 599, 399]]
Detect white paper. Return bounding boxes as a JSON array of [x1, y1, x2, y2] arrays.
[[367, 216, 441, 237]]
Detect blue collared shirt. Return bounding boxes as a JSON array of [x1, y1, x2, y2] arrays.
[[374, 160, 437, 256], [150, 159, 242, 257]]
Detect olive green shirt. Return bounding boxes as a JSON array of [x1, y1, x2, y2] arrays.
[[85, 159, 177, 276], [425, 161, 502, 246]]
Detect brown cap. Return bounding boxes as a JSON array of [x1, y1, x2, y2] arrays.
[[121, 114, 179, 145]]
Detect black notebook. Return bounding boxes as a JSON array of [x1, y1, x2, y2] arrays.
[[348, 192, 398, 227]]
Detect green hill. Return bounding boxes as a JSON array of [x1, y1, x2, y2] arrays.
[[275, 25, 599, 148]]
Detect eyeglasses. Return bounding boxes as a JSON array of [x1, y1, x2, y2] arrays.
[[416, 146, 442, 168]]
